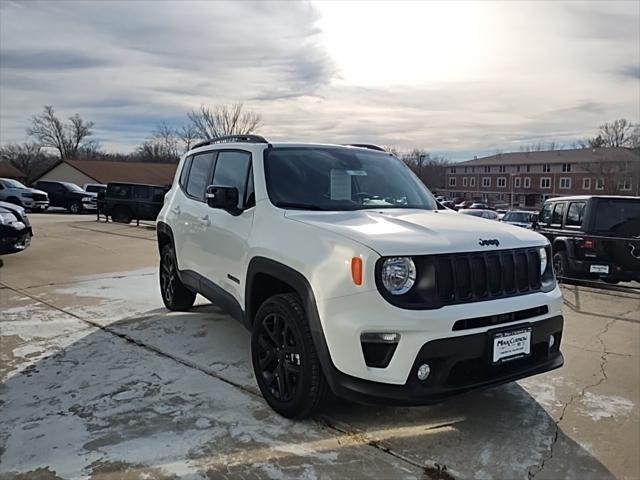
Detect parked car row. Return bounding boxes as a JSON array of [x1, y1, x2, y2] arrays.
[[0, 201, 32, 255]]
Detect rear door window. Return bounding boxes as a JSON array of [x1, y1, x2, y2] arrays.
[[593, 199, 640, 233], [109, 184, 132, 198], [186, 152, 215, 200], [566, 202, 585, 227]]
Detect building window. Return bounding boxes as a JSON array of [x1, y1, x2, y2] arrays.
[[464, 167, 468, 173], [526, 165, 531, 172], [471, 167, 475, 173], [470, 177, 476, 187], [559, 177, 571, 189], [484, 166, 491, 173], [450, 167, 456, 174], [514, 177, 521, 188], [462, 177, 468, 187], [582, 178, 591, 190], [540, 177, 551, 189], [595, 178, 605, 190], [562, 163, 571, 172], [482, 177, 491, 187], [497, 177, 507, 188], [618, 178, 632, 191], [542, 164, 551, 173], [449, 177, 456, 186], [524, 177, 531, 188], [516, 165, 521, 173], [499, 165, 506, 173]]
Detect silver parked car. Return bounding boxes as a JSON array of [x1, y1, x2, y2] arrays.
[[501, 210, 538, 229]]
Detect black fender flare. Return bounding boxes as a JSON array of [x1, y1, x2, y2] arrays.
[[245, 256, 338, 387], [156, 221, 175, 254], [552, 237, 574, 258]]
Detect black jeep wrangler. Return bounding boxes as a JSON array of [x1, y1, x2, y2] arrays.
[[536, 196, 640, 283]]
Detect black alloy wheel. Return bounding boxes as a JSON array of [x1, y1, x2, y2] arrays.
[[160, 244, 196, 310]]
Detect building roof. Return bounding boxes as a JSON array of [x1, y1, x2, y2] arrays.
[[457, 147, 639, 166], [38, 160, 178, 185], [0, 161, 25, 179]]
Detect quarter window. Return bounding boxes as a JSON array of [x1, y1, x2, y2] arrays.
[[179, 156, 193, 189], [211, 151, 252, 208], [566, 202, 585, 227], [186, 152, 215, 200]]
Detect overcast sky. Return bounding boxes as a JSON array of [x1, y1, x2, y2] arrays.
[[0, 0, 638, 160]]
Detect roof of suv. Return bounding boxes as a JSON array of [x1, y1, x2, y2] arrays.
[[545, 195, 640, 202]]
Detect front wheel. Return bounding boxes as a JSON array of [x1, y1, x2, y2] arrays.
[[251, 293, 328, 419], [160, 244, 196, 310], [68, 201, 83, 214]]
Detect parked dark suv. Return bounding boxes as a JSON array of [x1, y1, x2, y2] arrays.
[[33, 181, 95, 214], [536, 195, 640, 283], [103, 182, 168, 223]]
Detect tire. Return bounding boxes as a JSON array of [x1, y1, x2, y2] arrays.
[[159, 244, 196, 310], [553, 250, 571, 281], [111, 206, 132, 224], [68, 201, 82, 214], [251, 293, 328, 419]]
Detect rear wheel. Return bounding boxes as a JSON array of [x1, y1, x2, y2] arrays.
[[160, 244, 196, 310], [68, 201, 82, 214], [111, 206, 132, 224], [251, 293, 328, 418]]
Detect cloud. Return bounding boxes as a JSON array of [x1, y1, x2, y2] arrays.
[[0, 0, 638, 160]]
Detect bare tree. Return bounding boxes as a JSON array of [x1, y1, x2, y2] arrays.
[[177, 123, 199, 152], [26, 106, 95, 160], [0, 142, 57, 182], [187, 103, 262, 140], [401, 149, 449, 189], [578, 119, 638, 149], [135, 122, 181, 163]]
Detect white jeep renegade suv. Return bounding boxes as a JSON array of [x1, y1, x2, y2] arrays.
[[157, 135, 563, 418]]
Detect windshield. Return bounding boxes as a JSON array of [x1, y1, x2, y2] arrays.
[[2, 179, 27, 189], [264, 147, 437, 211], [504, 212, 532, 223], [62, 182, 84, 192], [594, 199, 640, 233]]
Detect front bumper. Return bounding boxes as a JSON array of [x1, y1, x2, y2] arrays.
[[0, 226, 32, 254], [83, 201, 97, 211], [21, 199, 49, 210], [326, 315, 563, 405]]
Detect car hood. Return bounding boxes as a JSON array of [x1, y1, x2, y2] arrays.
[[285, 208, 547, 256], [23, 187, 48, 196]]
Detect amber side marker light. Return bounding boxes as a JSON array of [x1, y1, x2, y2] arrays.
[[351, 257, 363, 286]]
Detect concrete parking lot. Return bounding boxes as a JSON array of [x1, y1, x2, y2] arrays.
[[1, 214, 638, 480]]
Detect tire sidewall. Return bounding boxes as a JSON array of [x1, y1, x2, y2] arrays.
[[251, 296, 317, 418]]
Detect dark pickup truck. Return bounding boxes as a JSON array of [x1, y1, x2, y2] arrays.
[[103, 182, 168, 223], [536, 195, 640, 283], [33, 181, 96, 214]]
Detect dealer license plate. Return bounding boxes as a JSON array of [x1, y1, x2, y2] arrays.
[[492, 328, 531, 363], [589, 264, 609, 274]]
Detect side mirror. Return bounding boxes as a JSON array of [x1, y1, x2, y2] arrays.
[[206, 185, 240, 215]]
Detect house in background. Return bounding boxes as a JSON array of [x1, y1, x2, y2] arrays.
[[33, 160, 178, 187], [445, 147, 640, 208], [0, 162, 26, 182]]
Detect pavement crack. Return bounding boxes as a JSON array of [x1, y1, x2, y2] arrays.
[[528, 317, 615, 479]]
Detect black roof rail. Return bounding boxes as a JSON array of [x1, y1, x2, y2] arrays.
[[345, 143, 387, 152], [192, 134, 269, 150]]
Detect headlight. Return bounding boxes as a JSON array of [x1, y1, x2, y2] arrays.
[[21, 192, 34, 198], [538, 247, 548, 275], [0, 212, 18, 225], [381, 257, 416, 295], [82, 196, 93, 202]]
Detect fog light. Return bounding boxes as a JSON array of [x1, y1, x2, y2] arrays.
[[360, 332, 400, 343], [549, 334, 555, 349], [417, 363, 431, 381]]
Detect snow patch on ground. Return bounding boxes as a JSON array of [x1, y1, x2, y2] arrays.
[[578, 392, 634, 421]]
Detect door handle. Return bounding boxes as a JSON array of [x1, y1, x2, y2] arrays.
[[200, 215, 211, 227]]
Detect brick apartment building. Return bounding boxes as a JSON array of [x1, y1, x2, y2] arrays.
[[444, 147, 640, 208]]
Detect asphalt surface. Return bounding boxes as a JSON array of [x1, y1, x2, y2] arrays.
[[1, 214, 638, 480]]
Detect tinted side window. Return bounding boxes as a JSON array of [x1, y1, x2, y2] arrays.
[[179, 156, 193, 189], [211, 151, 251, 208], [539, 203, 553, 224], [551, 202, 565, 225], [109, 184, 132, 198], [566, 202, 585, 227], [134, 186, 152, 200], [151, 187, 166, 203], [186, 153, 215, 200]]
